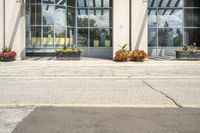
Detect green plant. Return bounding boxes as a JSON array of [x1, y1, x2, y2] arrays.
[[182, 43, 200, 52], [57, 45, 81, 53], [114, 44, 129, 61], [2, 47, 11, 52]]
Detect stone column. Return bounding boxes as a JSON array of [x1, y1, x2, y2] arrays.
[[5, 0, 26, 60], [113, 0, 130, 58], [131, 0, 148, 52]]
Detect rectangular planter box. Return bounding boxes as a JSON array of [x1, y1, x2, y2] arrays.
[[0, 56, 16, 62], [56, 51, 81, 60], [176, 51, 200, 60]]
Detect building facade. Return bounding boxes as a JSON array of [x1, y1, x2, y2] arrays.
[[0, 0, 199, 59]]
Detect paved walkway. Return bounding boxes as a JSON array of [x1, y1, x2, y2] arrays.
[[0, 59, 200, 133]]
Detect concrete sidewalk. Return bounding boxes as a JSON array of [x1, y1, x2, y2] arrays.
[[0, 60, 200, 108]]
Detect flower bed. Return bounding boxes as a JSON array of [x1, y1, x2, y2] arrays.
[[0, 47, 16, 62]]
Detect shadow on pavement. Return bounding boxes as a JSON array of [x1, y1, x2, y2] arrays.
[[13, 107, 200, 133]]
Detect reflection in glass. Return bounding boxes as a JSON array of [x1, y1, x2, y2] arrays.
[[148, 0, 157, 7], [148, 9, 157, 28], [28, 0, 42, 4], [26, 27, 31, 47], [31, 5, 42, 25], [89, 0, 112, 7], [157, 0, 183, 7], [89, 9, 111, 27], [55, 27, 66, 46], [158, 9, 183, 28], [43, 5, 54, 25], [77, 0, 89, 7], [185, 28, 200, 47], [77, 29, 88, 47], [67, 28, 76, 45], [148, 28, 157, 47], [31, 26, 42, 47], [43, 0, 54, 4], [43, 26, 54, 47], [184, 0, 200, 7], [67, 0, 75, 7], [185, 9, 200, 27], [55, 0, 66, 6], [55, 6, 66, 26], [67, 7, 75, 26], [90, 28, 112, 47], [158, 28, 183, 47], [77, 9, 88, 27]]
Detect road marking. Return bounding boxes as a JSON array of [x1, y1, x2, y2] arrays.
[[0, 104, 199, 108]]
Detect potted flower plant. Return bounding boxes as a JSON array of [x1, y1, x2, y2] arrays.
[[56, 45, 81, 60], [129, 50, 148, 62], [114, 44, 129, 61], [176, 43, 200, 60], [0, 47, 17, 62]]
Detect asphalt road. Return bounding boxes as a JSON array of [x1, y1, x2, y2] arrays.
[[12, 107, 200, 133]]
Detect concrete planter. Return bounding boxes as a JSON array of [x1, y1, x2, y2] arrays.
[[56, 51, 81, 60], [0, 56, 16, 62], [176, 51, 200, 60]]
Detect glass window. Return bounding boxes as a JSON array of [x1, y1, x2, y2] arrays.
[[27, 0, 42, 4], [185, 28, 200, 46], [31, 5, 42, 25], [67, 0, 75, 7], [158, 28, 183, 47], [66, 28, 76, 45], [77, 9, 89, 27], [43, 26, 54, 47], [77, 29, 88, 47], [157, 0, 183, 7], [55, 27, 66, 46], [90, 28, 112, 47], [184, 0, 200, 7], [89, 9, 112, 27], [31, 26, 42, 47], [148, 0, 157, 7], [55, 0, 66, 6], [43, 0, 54, 4], [77, 0, 89, 7], [148, 28, 157, 47], [158, 9, 183, 28], [148, 9, 157, 28], [185, 9, 200, 27], [67, 7, 75, 26], [55, 5, 66, 26], [43, 5, 54, 25]]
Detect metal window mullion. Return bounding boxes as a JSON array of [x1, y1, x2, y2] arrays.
[[53, 3, 55, 47], [183, 0, 185, 46], [75, 0, 78, 48], [88, 0, 90, 56], [41, 1, 43, 48], [156, 0, 159, 56]]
